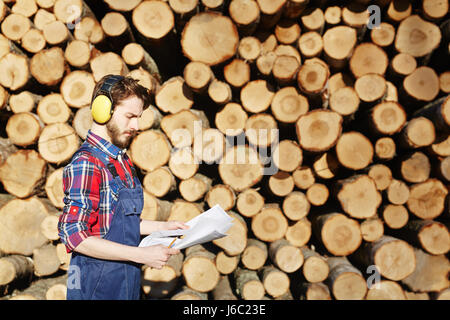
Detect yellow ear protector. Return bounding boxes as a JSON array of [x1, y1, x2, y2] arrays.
[[91, 75, 124, 124]]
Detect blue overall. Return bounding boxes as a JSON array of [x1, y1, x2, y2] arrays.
[[66, 143, 143, 300]]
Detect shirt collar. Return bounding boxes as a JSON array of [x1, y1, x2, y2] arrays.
[[86, 130, 125, 160]]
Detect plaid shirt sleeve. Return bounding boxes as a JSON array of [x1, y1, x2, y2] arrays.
[[58, 154, 102, 253]]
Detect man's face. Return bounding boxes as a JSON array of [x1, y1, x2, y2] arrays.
[[106, 95, 143, 149]]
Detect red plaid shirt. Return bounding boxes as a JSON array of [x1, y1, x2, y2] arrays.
[[58, 130, 137, 252]]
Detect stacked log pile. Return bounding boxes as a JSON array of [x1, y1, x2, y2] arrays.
[[0, 0, 449, 300]]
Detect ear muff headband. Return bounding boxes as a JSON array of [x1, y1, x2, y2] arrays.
[[91, 75, 124, 124]]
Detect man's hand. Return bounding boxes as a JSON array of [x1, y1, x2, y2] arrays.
[[137, 245, 180, 269], [140, 220, 189, 235], [163, 221, 190, 231]]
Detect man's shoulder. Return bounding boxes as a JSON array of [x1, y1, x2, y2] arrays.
[[65, 147, 107, 172]]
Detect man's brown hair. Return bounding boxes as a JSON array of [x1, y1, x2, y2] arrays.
[[92, 75, 152, 110]]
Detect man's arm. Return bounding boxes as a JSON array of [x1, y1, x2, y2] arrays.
[[73, 236, 179, 269]]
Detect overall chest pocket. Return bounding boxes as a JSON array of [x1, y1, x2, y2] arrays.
[[116, 191, 143, 216]]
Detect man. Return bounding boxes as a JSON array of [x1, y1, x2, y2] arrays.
[[58, 74, 187, 300]]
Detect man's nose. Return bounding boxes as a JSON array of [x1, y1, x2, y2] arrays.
[[130, 118, 139, 131]]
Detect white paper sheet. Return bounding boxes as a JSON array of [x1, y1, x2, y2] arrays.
[[138, 204, 234, 250]]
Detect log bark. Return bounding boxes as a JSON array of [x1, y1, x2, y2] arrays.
[[65, 40, 91, 69], [37, 93, 71, 125], [168, 147, 199, 180], [406, 179, 447, 220], [205, 184, 236, 211], [360, 216, 384, 242], [285, 217, 311, 248], [179, 173, 212, 202], [183, 61, 214, 93], [241, 239, 267, 271], [292, 166, 315, 190], [353, 236, 416, 281], [181, 12, 239, 66], [142, 252, 183, 298], [44, 173, 64, 214], [350, 43, 388, 78], [129, 130, 172, 172], [228, 1, 259, 36], [32, 243, 60, 277], [38, 123, 80, 164], [282, 191, 309, 221], [322, 26, 357, 69], [236, 188, 264, 218], [312, 212, 362, 256], [212, 211, 247, 256], [375, 137, 396, 161], [259, 265, 290, 298], [402, 67, 440, 103], [6, 112, 43, 147], [296, 110, 342, 152], [271, 86, 308, 124], [269, 239, 303, 273], [396, 220, 450, 256], [401, 248, 449, 293], [234, 267, 265, 300], [167, 200, 203, 222], [395, 15, 441, 58], [155, 77, 194, 114], [0, 52, 31, 91], [300, 247, 329, 283], [0, 255, 34, 291], [336, 175, 382, 219], [240, 80, 275, 113], [412, 95, 450, 133], [0, 197, 51, 255], [306, 183, 329, 206], [251, 205, 288, 242], [366, 164, 392, 191], [370, 102, 407, 136], [298, 282, 332, 300], [218, 145, 263, 192], [0, 150, 47, 199], [182, 245, 220, 293], [212, 275, 238, 300], [382, 204, 409, 229], [399, 152, 431, 184], [335, 132, 373, 170], [325, 257, 367, 300], [101, 11, 135, 51], [366, 280, 406, 300], [215, 251, 239, 275], [268, 171, 294, 198], [140, 192, 173, 222], [60, 70, 96, 109], [89, 52, 129, 82]]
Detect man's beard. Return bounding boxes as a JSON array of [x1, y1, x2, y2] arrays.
[[106, 120, 136, 149]]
